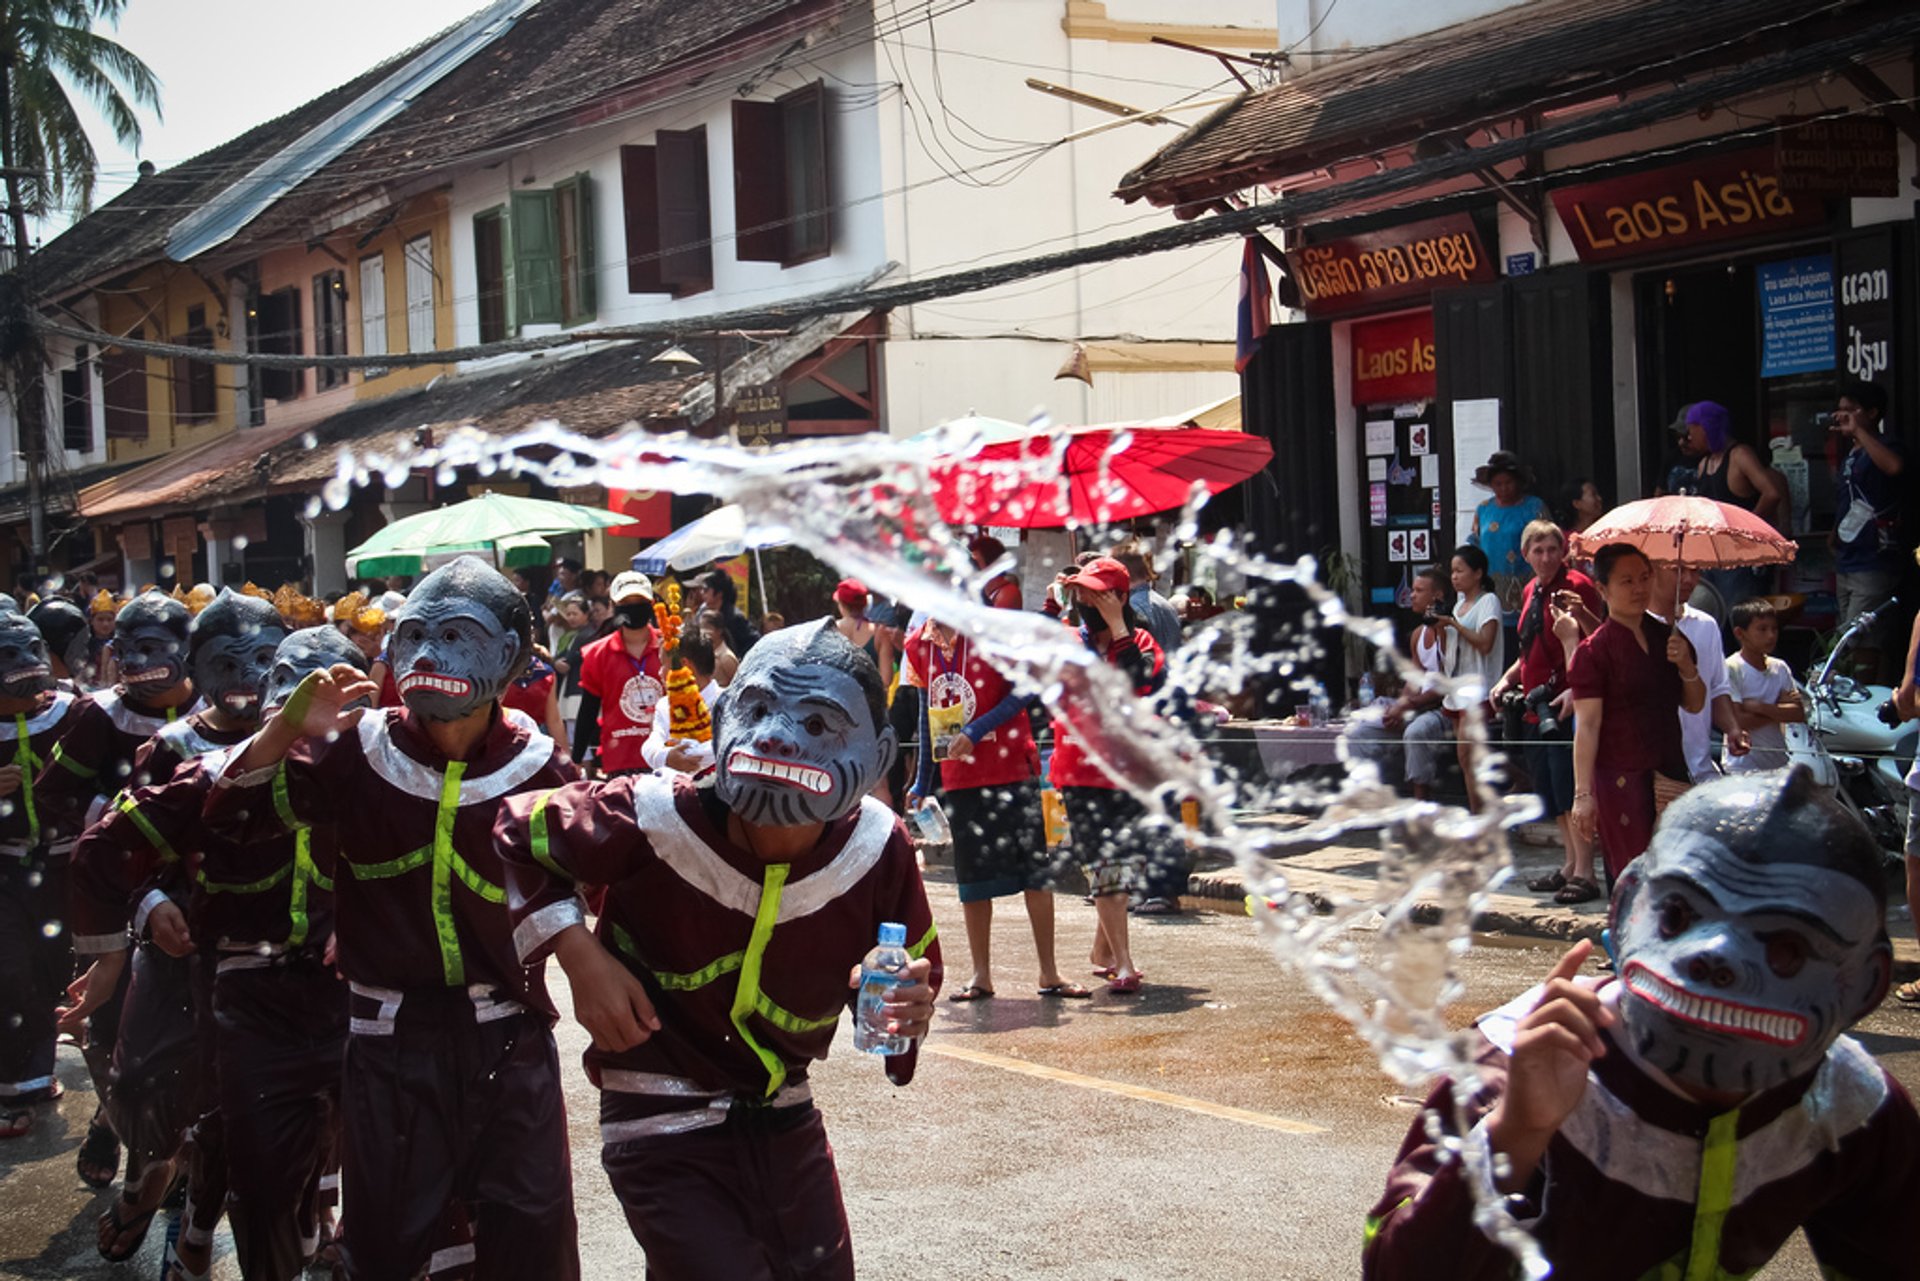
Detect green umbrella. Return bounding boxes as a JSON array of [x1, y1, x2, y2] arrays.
[[346, 492, 635, 578]]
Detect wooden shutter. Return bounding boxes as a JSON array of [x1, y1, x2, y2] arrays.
[[779, 81, 830, 264], [656, 127, 712, 295], [103, 334, 148, 440], [511, 189, 562, 326], [404, 235, 435, 352], [732, 100, 786, 263], [474, 212, 509, 343], [1510, 268, 1613, 514], [359, 253, 388, 361], [565, 174, 597, 321], [621, 145, 664, 294]]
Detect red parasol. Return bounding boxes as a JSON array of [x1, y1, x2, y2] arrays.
[[928, 424, 1273, 529], [1569, 495, 1798, 614]]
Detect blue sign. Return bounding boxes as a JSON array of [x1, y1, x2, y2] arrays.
[[1369, 587, 1397, 605], [1506, 252, 1537, 277], [1758, 255, 1835, 377]]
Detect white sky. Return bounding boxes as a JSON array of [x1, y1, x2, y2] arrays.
[[42, 0, 486, 236]]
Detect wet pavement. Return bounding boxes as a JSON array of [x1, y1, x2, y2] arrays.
[[4, 873, 1919, 1278]]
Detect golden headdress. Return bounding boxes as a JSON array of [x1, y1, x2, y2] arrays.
[[239, 582, 275, 602], [331, 590, 386, 637], [89, 589, 122, 618], [272, 583, 327, 628]]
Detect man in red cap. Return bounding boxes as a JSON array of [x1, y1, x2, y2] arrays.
[[578, 571, 664, 778], [829, 578, 895, 689]]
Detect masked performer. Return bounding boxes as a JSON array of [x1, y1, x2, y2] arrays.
[[204, 556, 579, 1281], [42, 590, 199, 1194], [495, 620, 941, 1281], [69, 589, 285, 1266], [28, 595, 98, 690], [0, 601, 83, 1137], [1364, 767, 1920, 1280]]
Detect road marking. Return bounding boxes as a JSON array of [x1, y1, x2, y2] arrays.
[[923, 1042, 1326, 1134]]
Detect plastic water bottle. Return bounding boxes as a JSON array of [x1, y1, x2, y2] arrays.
[[909, 796, 952, 845], [853, 922, 913, 1056], [1309, 684, 1332, 727], [1356, 669, 1376, 709]]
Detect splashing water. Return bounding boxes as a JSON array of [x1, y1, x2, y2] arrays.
[[344, 417, 1548, 1274]]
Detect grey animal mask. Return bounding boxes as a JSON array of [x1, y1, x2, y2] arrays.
[[0, 605, 53, 701], [189, 591, 288, 725], [114, 593, 192, 694], [26, 598, 91, 684], [1612, 768, 1891, 1100], [265, 626, 370, 715], [713, 620, 896, 827], [388, 557, 532, 722]]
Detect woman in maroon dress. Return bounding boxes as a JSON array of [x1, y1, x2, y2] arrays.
[[1568, 543, 1706, 884]]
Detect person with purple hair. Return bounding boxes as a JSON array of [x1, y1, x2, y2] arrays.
[[1675, 400, 1788, 607]]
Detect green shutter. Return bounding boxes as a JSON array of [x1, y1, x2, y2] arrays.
[[511, 189, 561, 327], [572, 174, 596, 321]]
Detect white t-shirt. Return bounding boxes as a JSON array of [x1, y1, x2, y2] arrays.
[[640, 677, 721, 774], [1723, 653, 1796, 773], [1654, 606, 1731, 782], [1445, 590, 1505, 711]]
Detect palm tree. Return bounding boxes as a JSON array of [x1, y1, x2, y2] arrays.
[[0, 0, 161, 233]]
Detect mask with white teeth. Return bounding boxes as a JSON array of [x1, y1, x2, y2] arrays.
[[389, 557, 532, 723], [113, 592, 193, 695], [712, 620, 896, 828], [188, 590, 288, 727], [1612, 768, 1892, 1101], [264, 626, 370, 716], [0, 603, 54, 701]]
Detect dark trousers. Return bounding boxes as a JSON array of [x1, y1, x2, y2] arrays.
[[337, 1004, 578, 1281], [215, 960, 346, 1281], [0, 856, 68, 1098], [182, 954, 229, 1251], [601, 1100, 852, 1281], [106, 943, 199, 1181]]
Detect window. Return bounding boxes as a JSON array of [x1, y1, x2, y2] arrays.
[[172, 305, 216, 425], [61, 345, 91, 452], [359, 252, 388, 375], [733, 81, 832, 265], [404, 234, 435, 352], [509, 177, 597, 329], [314, 271, 348, 391], [102, 329, 148, 441], [254, 287, 302, 403], [474, 208, 509, 343], [554, 175, 596, 324], [621, 128, 712, 297]]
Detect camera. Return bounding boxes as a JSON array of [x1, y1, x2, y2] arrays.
[[1500, 681, 1562, 740], [1421, 609, 1442, 626]]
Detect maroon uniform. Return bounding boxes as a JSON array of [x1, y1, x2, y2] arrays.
[[0, 690, 82, 1102], [206, 706, 579, 1281], [496, 772, 941, 1281]]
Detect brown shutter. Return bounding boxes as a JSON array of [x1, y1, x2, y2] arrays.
[[656, 127, 712, 295], [779, 81, 831, 265], [102, 336, 149, 440], [621, 145, 665, 294], [732, 100, 786, 263]]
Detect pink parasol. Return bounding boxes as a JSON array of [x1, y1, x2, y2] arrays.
[[1569, 496, 1798, 615]]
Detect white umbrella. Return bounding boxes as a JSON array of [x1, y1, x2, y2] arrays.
[[632, 505, 791, 573]]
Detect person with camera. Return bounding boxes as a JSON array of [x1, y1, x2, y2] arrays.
[[1432, 545, 1504, 812], [1351, 565, 1455, 799], [1828, 379, 1906, 676], [1490, 521, 1603, 903]]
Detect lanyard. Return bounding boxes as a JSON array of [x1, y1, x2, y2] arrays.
[[13, 714, 37, 847]]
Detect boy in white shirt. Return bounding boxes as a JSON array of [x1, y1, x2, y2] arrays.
[[640, 631, 720, 775], [1725, 598, 1803, 773]]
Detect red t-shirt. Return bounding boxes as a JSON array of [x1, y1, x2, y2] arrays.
[[1048, 628, 1163, 791], [1568, 615, 1691, 780], [901, 625, 1036, 791], [502, 655, 556, 725], [579, 632, 665, 773], [1515, 567, 1603, 696]]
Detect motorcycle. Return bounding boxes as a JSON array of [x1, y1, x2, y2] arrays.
[[1782, 598, 1915, 859]]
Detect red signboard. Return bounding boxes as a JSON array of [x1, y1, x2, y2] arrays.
[[1287, 213, 1494, 317], [1351, 310, 1436, 405], [1551, 146, 1826, 264], [606, 488, 671, 539]]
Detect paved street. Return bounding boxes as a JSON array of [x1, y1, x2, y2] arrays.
[[5, 870, 1920, 1279]]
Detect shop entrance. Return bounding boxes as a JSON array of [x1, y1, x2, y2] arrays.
[[1634, 261, 1759, 492]]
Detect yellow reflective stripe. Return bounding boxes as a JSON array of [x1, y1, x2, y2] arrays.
[[653, 951, 744, 991], [729, 863, 790, 1097], [1684, 1110, 1741, 1281], [288, 830, 317, 947], [347, 846, 432, 879], [528, 788, 568, 880], [50, 741, 95, 779], [908, 921, 937, 959], [196, 861, 294, 895], [13, 715, 38, 846], [271, 765, 308, 832], [115, 793, 180, 863], [448, 850, 505, 904], [608, 921, 641, 961], [754, 993, 840, 1034], [431, 762, 467, 985]]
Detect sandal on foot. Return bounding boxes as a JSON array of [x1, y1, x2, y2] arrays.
[[1526, 871, 1568, 893], [1091, 966, 1145, 980], [97, 1196, 159, 1263], [1896, 980, 1920, 1006], [1037, 982, 1092, 999], [0, 1108, 30, 1139], [76, 1119, 120, 1189], [1106, 974, 1144, 994], [948, 984, 994, 1003], [165, 1243, 212, 1281], [1553, 877, 1602, 905], [1131, 897, 1179, 916]]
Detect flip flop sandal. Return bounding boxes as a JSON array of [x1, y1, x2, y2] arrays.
[[1105, 974, 1144, 994], [0, 1108, 31, 1139], [948, 985, 995, 1003], [165, 1243, 213, 1281], [1553, 877, 1602, 905], [76, 1119, 120, 1189], [1037, 983, 1093, 999], [97, 1196, 160, 1263], [1895, 980, 1920, 1006], [1131, 898, 1180, 916], [1526, 871, 1568, 893]]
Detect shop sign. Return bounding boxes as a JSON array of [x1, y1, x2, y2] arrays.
[[1776, 116, 1899, 198], [1550, 147, 1824, 264], [1757, 255, 1834, 378], [1836, 230, 1896, 392], [1287, 213, 1493, 316], [1351, 310, 1436, 404], [731, 380, 787, 449]]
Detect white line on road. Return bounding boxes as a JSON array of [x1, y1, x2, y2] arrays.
[[923, 1042, 1327, 1134]]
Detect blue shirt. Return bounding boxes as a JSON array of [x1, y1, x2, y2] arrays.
[[1473, 494, 1550, 581], [1835, 432, 1907, 574]]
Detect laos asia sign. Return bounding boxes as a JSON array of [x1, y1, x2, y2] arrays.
[[1550, 147, 1824, 264], [1351, 309, 1436, 405], [1287, 213, 1494, 316]]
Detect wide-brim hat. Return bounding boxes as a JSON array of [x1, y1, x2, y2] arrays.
[[1471, 449, 1534, 491]]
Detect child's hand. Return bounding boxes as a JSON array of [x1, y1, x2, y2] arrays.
[[1488, 941, 1613, 1189], [556, 925, 660, 1052], [1724, 726, 1751, 756]]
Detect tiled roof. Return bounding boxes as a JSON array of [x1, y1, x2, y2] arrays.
[[1114, 0, 1902, 210], [78, 342, 704, 520]]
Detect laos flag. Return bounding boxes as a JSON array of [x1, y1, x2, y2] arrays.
[[1235, 237, 1272, 373]]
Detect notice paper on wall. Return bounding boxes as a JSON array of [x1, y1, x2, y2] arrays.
[[1365, 420, 1396, 455], [1367, 458, 1387, 481], [1419, 453, 1440, 487], [1451, 398, 1502, 545], [1369, 483, 1388, 526]]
